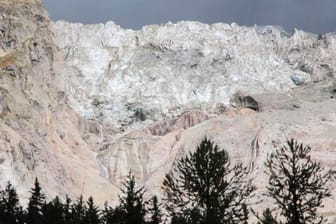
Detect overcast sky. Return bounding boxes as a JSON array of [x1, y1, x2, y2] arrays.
[[44, 0, 336, 34]]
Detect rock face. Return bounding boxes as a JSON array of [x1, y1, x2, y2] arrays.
[[0, 0, 118, 204], [1, 0, 336, 221]]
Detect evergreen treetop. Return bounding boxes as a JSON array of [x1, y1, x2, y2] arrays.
[[162, 137, 255, 224], [265, 139, 335, 224]]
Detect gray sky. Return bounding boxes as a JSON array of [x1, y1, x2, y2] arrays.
[[43, 0, 336, 34]]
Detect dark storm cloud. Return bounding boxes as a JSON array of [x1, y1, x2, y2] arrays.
[[43, 0, 336, 34]]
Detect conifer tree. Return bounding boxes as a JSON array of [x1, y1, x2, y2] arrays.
[[64, 195, 72, 224], [162, 138, 255, 224], [170, 214, 188, 224], [27, 178, 46, 224], [149, 196, 161, 224], [41, 196, 65, 224], [170, 207, 203, 224], [265, 139, 335, 224], [71, 195, 87, 224], [101, 202, 115, 224], [256, 209, 278, 224], [114, 206, 127, 224], [119, 171, 146, 224], [0, 181, 23, 224], [84, 196, 100, 224]]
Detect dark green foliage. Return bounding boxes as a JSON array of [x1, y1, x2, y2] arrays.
[[162, 137, 255, 224], [101, 202, 115, 224], [41, 196, 65, 224], [0, 175, 148, 224], [170, 214, 188, 224], [242, 204, 249, 224], [110, 206, 126, 224], [149, 196, 162, 224], [64, 195, 72, 224], [256, 209, 278, 224], [265, 139, 335, 224], [171, 208, 203, 224], [27, 178, 46, 224], [0, 182, 23, 224], [119, 171, 146, 224], [84, 197, 101, 224], [71, 195, 87, 224]]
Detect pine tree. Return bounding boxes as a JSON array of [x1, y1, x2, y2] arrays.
[[27, 178, 46, 224], [170, 214, 188, 224], [162, 138, 255, 224], [112, 206, 127, 224], [265, 139, 335, 224], [256, 209, 278, 224], [172, 207, 203, 224], [101, 202, 115, 224], [71, 196, 87, 224], [101, 202, 129, 224], [0, 181, 23, 224], [64, 195, 72, 224], [149, 196, 161, 224], [41, 196, 65, 224], [84, 196, 100, 224], [119, 171, 146, 224]]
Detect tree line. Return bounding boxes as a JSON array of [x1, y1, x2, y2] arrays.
[[0, 138, 334, 224]]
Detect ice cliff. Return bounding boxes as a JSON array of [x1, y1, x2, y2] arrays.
[[53, 20, 336, 128]]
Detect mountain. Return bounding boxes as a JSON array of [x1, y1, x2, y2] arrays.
[[0, 0, 119, 204], [0, 0, 336, 219]]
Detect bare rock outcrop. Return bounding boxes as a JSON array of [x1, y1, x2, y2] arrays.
[[0, 0, 117, 204]]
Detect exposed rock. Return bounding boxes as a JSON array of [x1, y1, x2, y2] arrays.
[[290, 72, 311, 86], [145, 111, 211, 136], [0, 0, 117, 204], [231, 93, 261, 111], [0, 0, 336, 222]]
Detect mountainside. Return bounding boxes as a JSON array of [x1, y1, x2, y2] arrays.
[[54, 20, 336, 127], [0, 0, 118, 204], [0, 0, 336, 220]]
